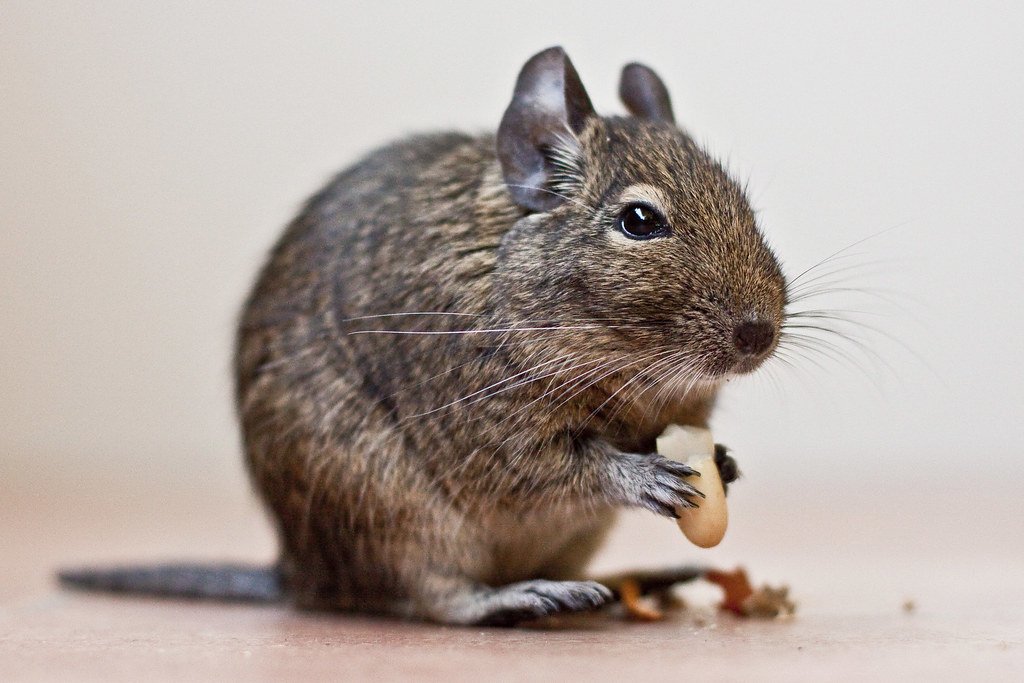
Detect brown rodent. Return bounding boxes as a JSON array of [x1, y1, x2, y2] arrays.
[[60, 47, 786, 626]]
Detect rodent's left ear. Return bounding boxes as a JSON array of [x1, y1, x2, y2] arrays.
[[619, 63, 675, 124], [497, 47, 596, 212]]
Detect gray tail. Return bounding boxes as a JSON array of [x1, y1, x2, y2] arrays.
[[58, 563, 282, 603]]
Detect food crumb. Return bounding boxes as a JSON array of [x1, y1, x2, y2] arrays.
[[619, 578, 665, 621], [704, 567, 795, 619]]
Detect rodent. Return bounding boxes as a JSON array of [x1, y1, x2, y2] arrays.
[[59, 47, 787, 626]]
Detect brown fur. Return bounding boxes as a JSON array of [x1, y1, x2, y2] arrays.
[[234, 48, 786, 625]]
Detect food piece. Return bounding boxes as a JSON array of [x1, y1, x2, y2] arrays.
[[704, 567, 796, 619], [742, 583, 795, 619], [704, 567, 753, 614], [656, 425, 728, 548], [618, 578, 665, 621]]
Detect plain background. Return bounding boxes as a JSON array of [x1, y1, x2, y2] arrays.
[[2, 2, 1022, 521]]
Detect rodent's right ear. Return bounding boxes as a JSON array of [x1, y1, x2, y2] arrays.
[[619, 63, 675, 124], [496, 47, 596, 212]]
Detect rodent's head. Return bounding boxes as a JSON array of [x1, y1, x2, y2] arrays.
[[493, 47, 786, 395]]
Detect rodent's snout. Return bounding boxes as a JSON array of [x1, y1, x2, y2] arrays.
[[732, 317, 776, 357], [720, 313, 780, 376]]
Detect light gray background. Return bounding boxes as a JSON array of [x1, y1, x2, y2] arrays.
[[3, 1, 1021, 502]]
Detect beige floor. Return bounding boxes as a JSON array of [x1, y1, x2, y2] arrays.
[[2, 470, 1022, 682]]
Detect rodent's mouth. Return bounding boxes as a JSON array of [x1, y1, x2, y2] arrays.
[[728, 351, 775, 377]]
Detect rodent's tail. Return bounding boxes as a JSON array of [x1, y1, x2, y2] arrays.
[[57, 563, 282, 603]]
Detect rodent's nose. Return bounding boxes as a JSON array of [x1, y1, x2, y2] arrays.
[[732, 318, 776, 356]]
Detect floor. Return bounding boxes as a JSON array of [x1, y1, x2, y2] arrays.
[[2, 470, 1022, 681]]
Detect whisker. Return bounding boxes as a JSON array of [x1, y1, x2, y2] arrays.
[[541, 347, 687, 426], [786, 255, 897, 295], [787, 283, 910, 308], [402, 352, 600, 421], [602, 348, 706, 429], [786, 223, 908, 289], [469, 354, 608, 414], [342, 312, 485, 321], [347, 324, 624, 337], [778, 327, 893, 385], [504, 183, 591, 211], [575, 348, 689, 430], [488, 351, 651, 437], [618, 350, 692, 422], [492, 355, 630, 430], [647, 355, 707, 422], [785, 302, 929, 378]]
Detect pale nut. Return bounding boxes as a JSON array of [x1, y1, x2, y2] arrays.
[[656, 425, 728, 548]]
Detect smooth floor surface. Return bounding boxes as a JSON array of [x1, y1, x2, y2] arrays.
[[2, 471, 1022, 681]]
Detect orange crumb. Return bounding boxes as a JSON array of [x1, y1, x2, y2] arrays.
[[619, 578, 665, 621]]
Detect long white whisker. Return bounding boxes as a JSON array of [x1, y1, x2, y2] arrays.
[[342, 312, 485, 321], [491, 354, 630, 431], [466, 354, 609, 413], [348, 324, 620, 337], [402, 352, 600, 421], [636, 350, 706, 423], [581, 348, 698, 430], [543, 349, 675, 421], [503, 183, 591, 211], [786, 223, 907, 288]]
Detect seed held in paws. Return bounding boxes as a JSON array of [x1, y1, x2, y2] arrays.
[[656, 425, 728, 548]]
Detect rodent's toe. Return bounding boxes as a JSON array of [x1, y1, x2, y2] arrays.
[[641, 484, 702, 518], [608, 451, 705, 517], [544, 580, 613, 610], [658, 458, 701, 480], [472, 580, 613, 626], [643, 455, 704, 515]]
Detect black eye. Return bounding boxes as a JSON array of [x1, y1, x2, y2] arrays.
[[618, 203, 670, 239]]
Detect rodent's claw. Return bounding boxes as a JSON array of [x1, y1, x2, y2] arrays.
[[617, 452, 704, 518], [659, 457, 702, 480]]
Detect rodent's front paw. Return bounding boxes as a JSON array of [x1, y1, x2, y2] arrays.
[[714, 444, 740, 494], [617, 452, 703, 518]]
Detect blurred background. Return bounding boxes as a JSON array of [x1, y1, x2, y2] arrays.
[[2, 1, 1022, 571]]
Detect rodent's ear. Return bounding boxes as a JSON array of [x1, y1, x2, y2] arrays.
[[619, 63, 675, 124], [497, 46, 596, 212]]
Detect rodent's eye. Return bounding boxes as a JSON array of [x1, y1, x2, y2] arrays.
[[618, 203, 671, 240]]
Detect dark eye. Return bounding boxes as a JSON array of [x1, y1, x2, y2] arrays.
[[618, 203, 670, 239]]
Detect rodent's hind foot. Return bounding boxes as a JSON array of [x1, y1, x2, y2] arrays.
[[422, 578, 613, 626], [472, 580, 613, 627]]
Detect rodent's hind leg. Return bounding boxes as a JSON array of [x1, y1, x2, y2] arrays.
[[416, 574, 613, 626]]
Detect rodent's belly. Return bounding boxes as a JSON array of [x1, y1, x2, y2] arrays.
[[474, 507, 615, 585]]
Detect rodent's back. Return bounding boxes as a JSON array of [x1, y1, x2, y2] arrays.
[[235, 132, 508, 403], [234, 132, 544, 608]]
